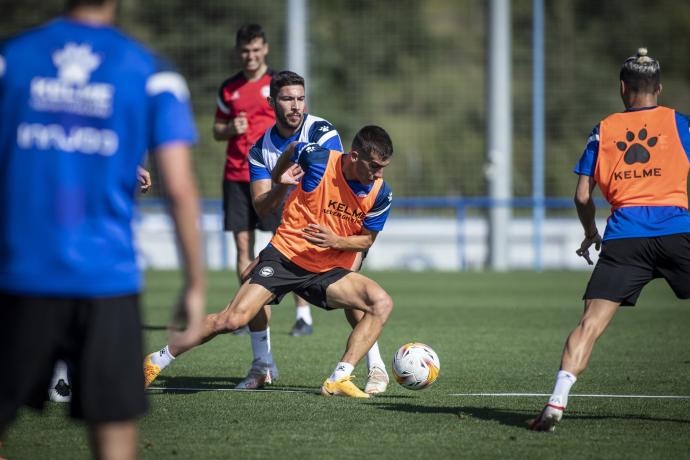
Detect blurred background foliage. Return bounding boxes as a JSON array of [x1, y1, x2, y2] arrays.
[[3, 0, 690, 201]]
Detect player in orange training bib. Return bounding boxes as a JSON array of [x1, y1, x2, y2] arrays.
[[530, 48, 690, 432], [145, 125, 395, 398]]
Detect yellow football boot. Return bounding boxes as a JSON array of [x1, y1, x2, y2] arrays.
[[321, 376, 370, 398], [143, 353, 161, 388]]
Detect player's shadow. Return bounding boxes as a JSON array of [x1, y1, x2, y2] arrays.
[[552, 411, 690, 425], [149, 375, 320, 395], [372, 402, 531, 427], [373, 402, 690, 428], [148, 376, 418, 398], [141, 324, 167, 331]]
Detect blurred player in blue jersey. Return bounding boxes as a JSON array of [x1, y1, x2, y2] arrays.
[[530, 48, 690, 432], [47, 166, 151, 404], [0, 1, 206, 458]]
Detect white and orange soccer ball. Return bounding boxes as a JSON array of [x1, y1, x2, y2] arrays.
[[391, 342, 440, 390]]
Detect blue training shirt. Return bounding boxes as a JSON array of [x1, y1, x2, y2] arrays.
[[574, 107, 690, 240], [291, 142, 393, 231], [0, 17, 197, 296], [248, 114, 343, 181]]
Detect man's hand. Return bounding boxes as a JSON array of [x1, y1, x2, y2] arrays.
[[277, 164, 304, 185], [576, 231, 602, 265], [271, 141, 299, 184], [167, 284, 205, 351], [302, 223, 342, 249], [240, 257, 260, 283], [232, 112, 248, 136], [137, 166, 152, 193]]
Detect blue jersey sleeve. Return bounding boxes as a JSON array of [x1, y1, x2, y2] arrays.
[[308, 120, 343, 151], [675, 112, 690, 163], [249, 137, 271, 181], [293, 143, 331, 192], [147, 59, 197, 150], [364, 181, 393, 231], [574, 124, 599, 176]]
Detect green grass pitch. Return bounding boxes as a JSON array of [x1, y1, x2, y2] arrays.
[[3, 270, 689, 459]]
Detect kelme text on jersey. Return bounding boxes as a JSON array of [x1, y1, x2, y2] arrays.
[[323, 199, 365, 222], [613, 167, 661, 181]]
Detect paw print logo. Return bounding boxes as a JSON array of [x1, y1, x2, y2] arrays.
[[616, 128, 658, 165]]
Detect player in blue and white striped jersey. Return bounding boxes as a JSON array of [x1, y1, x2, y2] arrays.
[[248, 73, 343, 343], [248, 113, 342, 180], [246, 71, 391, 393]]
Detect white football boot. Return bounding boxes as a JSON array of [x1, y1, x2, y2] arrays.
[[235, 359, 279, 390], [529, 403, 564, 432], [364, 365, 389, 394]]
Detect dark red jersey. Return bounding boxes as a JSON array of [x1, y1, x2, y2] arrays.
[[215, 70, 275, 182]]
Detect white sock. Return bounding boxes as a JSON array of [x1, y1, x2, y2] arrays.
[[328, 362, 354, 382], [250, 328, 272, 363], [150, 345, 175, 370], [296, 305, 312, 325], [548, 370, 577, 409], [366, 342, 386, 371]]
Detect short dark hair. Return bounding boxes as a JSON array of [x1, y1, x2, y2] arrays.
[[269, 70, 305, 99], [620, 47, 661, 93], [352, 126, 394, 160], [236, 24, 266, 47]]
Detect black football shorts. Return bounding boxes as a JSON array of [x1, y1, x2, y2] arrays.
[[0, 293, 147, 425], [248, 246, 351, 309], [223, 180, 281, 233], [583, 233, 690, 306]]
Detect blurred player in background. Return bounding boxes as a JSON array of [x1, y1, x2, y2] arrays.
[[47, 166, 153, 404], [0, 1, 206, 458], [213, 24, 316, 338], [145, 125, 395, 398], [530, 48, 690, 432]]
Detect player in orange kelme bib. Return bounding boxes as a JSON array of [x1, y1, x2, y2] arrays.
[[531, 48, 690, 432], [144, 126, 395, 398]]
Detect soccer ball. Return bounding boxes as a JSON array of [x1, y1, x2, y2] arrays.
[[391, 342, 440, 390]]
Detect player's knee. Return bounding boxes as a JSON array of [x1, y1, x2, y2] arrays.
[[213, 312, 248, 333], [371, 292, 393, 321]]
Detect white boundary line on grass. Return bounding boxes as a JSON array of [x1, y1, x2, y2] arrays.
[[148, 387, 690, 400], [449, 392, 690, 400]]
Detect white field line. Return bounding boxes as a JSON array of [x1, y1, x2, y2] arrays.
[[449, 393, 690, 400], [149, 387, 690, 400]]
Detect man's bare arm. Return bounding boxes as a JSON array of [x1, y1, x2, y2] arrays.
[[251, 179, 288, 217], [154, 142, 206, 348], [574, 174, 602, 265], [251, 161, 305, 216], [212, 112, 247, 141], [302, 224, 378, 251]]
